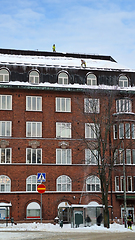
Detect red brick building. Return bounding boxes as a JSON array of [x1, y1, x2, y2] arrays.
[[0, 48, 135, 222]]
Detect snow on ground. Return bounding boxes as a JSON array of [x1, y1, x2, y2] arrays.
[[0, 222, 134, 233]]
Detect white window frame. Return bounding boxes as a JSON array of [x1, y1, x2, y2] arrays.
[[115, 176, 119, 191], [56, 175, 72, 192], [0, 95, 12, 110], [26, 175, 38, 192], [86, 176, 100, 192], [0, 175, 11, 192], [116, 99, 132, 113], [125, 123, 130, 139], [0, 148, 11, 164], [56, 149, 72, 164], [119, 149, 124, 165], [85, 123, 99, 139], [55, 97, 71, 112], [26, 148, 42, 164], [84, 98, 100, 113], [126, 149, 131, 164], [119, 75, 128, 87], [120, 176, 124, 192], [85, 149, 98, 165], [132, 124, 135, 139], [56, 122, 71, 138], [0, 121, 12, 137], [29, 71, 39, 84], [87, 74, 97, 85], [132, 149, 135, 164], [119, 123, 124, 139], [26, 96, 42, 111], [58, 72, 68, 85], [26, 202, 40, 219], [113, 124, 118, 139], [26, 122, 42, 138], [0, 69, 9, 82], [127, 176, 132, 192]]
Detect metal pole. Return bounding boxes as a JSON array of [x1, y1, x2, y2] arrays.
[[41, 193, 42, 223], [123, 148, 127, 228]]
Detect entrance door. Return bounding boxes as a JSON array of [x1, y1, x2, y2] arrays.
[[121, 207, 134, 222]]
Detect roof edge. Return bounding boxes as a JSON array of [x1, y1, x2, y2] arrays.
[[0, 48, 117, 63]]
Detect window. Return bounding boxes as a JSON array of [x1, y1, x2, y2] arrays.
[[115, 176, 119, 191], [0, 69, 9, 82], [125, 123, 130, 139], [85, 123, 99, 139], [56, 149, 71, 164], [26, 122, 42, 137], [84, 98, 100, 113], [26, 148, 42, 164], [131, 124, 135, 139], [56, 122, 71, 138], [56, 175, 72, 191], [86, 176, 100, 192], [0, 121, 12, 136], [120, 176, 124, 191], [26, 96, 42, 111], [119, 75, 128, 87], [85, 149, 98, 165], [133, 177, 135, 191], [0, 148, 11, 163], [26, 175, 38, 192], [119, 149, 124, 164], [56, 98, 71, 112], [26, 202, 40, 219], [0, 175, 11, 192], [113, 124, 118, 139], [119, 123, 124, 139], [127, 176, 132, 192], [29, 71, 39, 84], [0, 95, 12, 110], [114, 149, 118, 164], [87, 74, 97, 85], [132, 149, 135, 164], [126, 149, 131, 164], [116, 99, 132, 113], [58, 72, 68, 84]]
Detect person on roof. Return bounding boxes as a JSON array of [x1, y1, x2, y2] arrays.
[[81, 59, 86, 68], [52, 44, 56, 52]]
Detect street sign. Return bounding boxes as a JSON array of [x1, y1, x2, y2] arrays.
[[37, 184, 46, 194], [37, 173, 46, 182]]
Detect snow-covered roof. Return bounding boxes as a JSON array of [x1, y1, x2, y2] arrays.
[[0, 52, 133, 71]]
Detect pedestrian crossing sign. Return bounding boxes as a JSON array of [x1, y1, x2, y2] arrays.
[[37, 173, 46, 182]]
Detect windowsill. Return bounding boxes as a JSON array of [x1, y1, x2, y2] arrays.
[[113, 112, 135, 116]]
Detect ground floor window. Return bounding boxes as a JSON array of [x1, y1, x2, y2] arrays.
[[26, 202, 40, 219]]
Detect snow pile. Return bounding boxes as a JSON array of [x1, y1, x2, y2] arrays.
[[0, 222, 134, 232]]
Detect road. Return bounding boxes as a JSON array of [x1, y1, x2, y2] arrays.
[[0, 231, 135, 240]]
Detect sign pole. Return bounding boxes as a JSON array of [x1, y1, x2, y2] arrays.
[[41, 193, 42, 224]]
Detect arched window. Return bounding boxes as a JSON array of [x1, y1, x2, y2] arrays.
[[0, 69, 9, 82], [57, 175, 72, 191], [26, 202, 40, 219], [119, 75, 128, 87], [86, 175, 100, 192], [87, 74, 97, 85], [29, 71, 39, 84], [0, 175, 11, 192], [58, 72, 68, 84], [26, 175, 38, 192]]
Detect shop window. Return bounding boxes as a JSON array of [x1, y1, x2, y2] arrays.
[[26, 202, 40, 219]]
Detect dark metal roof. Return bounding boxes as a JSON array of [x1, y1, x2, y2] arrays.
[[0, 48, 117, 63]]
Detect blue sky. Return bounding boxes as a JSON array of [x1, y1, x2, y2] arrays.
[[0, 0, 135, 68]]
